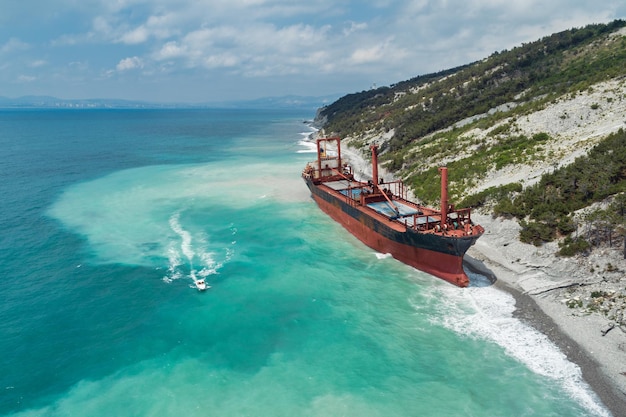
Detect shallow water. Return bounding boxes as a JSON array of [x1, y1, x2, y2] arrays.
[[0, 109, 610, 416]]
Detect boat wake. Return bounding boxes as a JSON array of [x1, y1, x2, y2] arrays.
[[163, 211, 236, 289]]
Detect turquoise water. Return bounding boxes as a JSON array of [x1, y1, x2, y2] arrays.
[[0, 109, 611, 416]]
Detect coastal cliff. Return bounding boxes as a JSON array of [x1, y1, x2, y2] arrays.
[[314, 21, 626, 415]]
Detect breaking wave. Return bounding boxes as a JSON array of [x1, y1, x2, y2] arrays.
[[412, 284, 610, 417]]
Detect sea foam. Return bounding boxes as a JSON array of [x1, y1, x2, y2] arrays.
[[420, 283, 610, 417]]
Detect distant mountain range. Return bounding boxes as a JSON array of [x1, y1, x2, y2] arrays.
[[0, 94, 341, 110]]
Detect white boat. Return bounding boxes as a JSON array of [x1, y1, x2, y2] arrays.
[[194, 279, 209, 291]]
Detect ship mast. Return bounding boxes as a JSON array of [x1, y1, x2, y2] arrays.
[[370, 143, 379, 186], [439, 166, 448, 227], [370, 143, 400, 216], [313, 137, 340, 180]]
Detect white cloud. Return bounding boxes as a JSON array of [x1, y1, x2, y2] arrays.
[[17, 75, 36, 83], [202, 53, 240, 69], [118, 13, 178, 44], [116, 56, 144, 71], [153, 41, 187, 60], [150, 22, 333, 76], [1, 38, 29, 54], [2, 0, 625, 101], [350, 44, 384, 65], [92, 15, 114, 35], [343, 21, 368, 36], [119, 26, 150, 44], [30, 60, 47, 68]]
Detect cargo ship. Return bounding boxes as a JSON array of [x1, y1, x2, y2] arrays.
[[302, 137, 484, 287]]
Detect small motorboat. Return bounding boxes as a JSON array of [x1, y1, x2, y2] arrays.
[[194, 279, 209, 291]]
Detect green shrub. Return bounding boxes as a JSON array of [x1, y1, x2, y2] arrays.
[[557, 236, 591, 256], [493, 198, 526, 219], [519, 220, 555, 245], [532, 132, 551, 142], [556, 216, 577, 235]]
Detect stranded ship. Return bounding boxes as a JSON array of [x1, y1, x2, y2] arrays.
[[302, 137, 484, 287]]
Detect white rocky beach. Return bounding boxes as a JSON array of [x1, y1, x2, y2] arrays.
[[467, 213, 626, 416]]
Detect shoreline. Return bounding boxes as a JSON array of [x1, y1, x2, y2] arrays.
[[336, 141, 626, 416], [464, 255, 626, 417], [464, 211, 626, 417]]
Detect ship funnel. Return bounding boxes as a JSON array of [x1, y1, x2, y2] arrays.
[[439, 166, 448, 226], [370, 144, 379, 186]]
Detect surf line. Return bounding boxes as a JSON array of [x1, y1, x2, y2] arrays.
[[168, 211, 210, 291]]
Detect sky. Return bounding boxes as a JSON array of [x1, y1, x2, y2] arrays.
[[1, 0, 624, 103]]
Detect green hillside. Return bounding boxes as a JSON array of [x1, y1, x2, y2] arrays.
[[315, 20, 626, 254]]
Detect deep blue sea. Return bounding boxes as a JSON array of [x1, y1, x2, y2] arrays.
[[0, 108, 611, 416]]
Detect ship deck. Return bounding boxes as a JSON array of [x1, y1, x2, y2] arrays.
[[321, 180, 441, 229], [366, 201, 439, 227]]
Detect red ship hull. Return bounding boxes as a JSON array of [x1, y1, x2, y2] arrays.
[[308, 184, 473, 287], [302, 137, 484, 287]]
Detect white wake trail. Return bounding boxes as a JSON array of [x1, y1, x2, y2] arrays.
[[165, 211, 200, 285], [163, 212, 236, 287], [169, 212, 194, 264]]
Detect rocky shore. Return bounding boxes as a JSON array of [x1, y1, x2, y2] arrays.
[[466, 213, 626, 417], [335, 141, 626, 416]]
